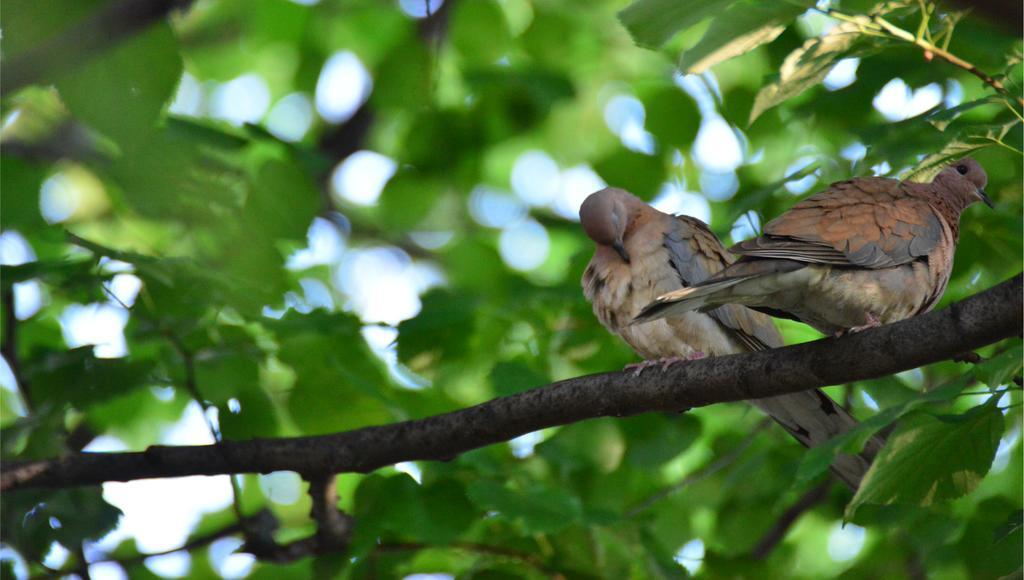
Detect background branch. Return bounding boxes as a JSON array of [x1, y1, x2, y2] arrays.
[[2, 274, 1020, 491], [750, 479, 833, 559], [307, 474, 353, 552], [627, 419, 771, 517], [1, 288, 33, 412], [3, 0, 195, 97]]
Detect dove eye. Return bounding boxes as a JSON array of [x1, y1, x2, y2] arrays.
[[956, 164, 969, 175]]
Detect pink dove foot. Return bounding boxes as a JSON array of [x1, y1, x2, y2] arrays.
[[625, 352, 705, 377], [835, 312, 882, 337]]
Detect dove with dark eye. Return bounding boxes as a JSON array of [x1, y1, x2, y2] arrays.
[[635, 158, 991, 336], [580, 187, 883, 491]]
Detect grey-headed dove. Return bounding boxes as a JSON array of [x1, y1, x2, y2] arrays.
[[635, 158, 991, 335], [580, 187, 882, 491]]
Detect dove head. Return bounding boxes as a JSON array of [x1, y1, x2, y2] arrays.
[[579, 187, 647, 263], [934, 157, 992, 210]]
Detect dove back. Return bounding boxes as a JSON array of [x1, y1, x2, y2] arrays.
[[581, 188, 883, 490]]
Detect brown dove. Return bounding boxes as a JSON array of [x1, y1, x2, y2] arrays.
[[580, 187, 882, 491], [635, 158, 991, 335]]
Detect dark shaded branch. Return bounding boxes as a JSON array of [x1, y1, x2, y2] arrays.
[[1, 122, 107, 164], [47, 509, 277, 578], [3, 0, 195, 96], [948, 0, 1023, 34], [65, 423, 98, 453], [377, 542, 550, 573], [1, 288, 33, 412], [627, 419, 771, 517], [164, 331, 252, 533], [750, 480, 833, 559], [2, 274, 1020, 491], [307, 475, 353, 552], [72, 543, 92, 580]]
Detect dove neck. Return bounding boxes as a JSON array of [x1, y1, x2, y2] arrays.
[[923, 190, 965, 242]]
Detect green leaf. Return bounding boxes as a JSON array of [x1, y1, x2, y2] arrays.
[[926, 95, 1006, 131], [55, 22, 182, 151], [0, 259, 94, 287], [537, 419, 625, 473], [355, 475, 476, 545], [28, 347, 155, 410], [846, 402, 1005, 521], [749, 21, 867, 123], [450, 0, 511, 65], [995, 509, 1024, 543], [639, 84, 701, 149], [372, 35, 432, 110], [618, 0, 735, 48], [2, 488, 122, 560], [594, 149, 665, 200], [0, 156, 48, 230], [397, 289, 477, 370], [620, 414, 700, 468], [796, 373, 974, 484], [976, 340, 1023, 389], [904, 119, 1020, 182], [273, 311, 395, 434], [467, 480, 583, 533], [680, 0, 813, 74], [195, 352, 260, 405], [491, 360, 547, 397], [376, 169, 444, 232]]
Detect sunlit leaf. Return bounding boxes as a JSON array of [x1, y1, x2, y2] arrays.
[[618, 0, 736, 48], [56, 23, 182, 150], [846, 402, 1005, 521], [680, 0, 813, 74], [749, 21, 868, 123], [904, 119, 1022, 182], [796, 373, 974, 484]]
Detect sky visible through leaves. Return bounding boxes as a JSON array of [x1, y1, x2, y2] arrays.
[[1, 0, 1022, 578]]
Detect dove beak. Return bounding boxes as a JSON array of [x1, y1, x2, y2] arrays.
[[977, 188, 994, 208], [612, 239, 630, 263]]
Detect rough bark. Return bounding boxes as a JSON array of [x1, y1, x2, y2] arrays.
[[2, 275, 1020, 492]]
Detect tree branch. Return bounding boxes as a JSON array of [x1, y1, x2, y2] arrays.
[[2, 275, 1020, 491], [750, 479, 833, 559], [819, 7, 1023, 107], [1, 287, 33, 412], [307, 474, 353, 552], [50, 509, 277, 577], [627, 419, 771, 517], [3, 0, 195, 97]]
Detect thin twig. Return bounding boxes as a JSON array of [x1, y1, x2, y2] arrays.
[[750, 479, 833, 559], [307, 474, 353, 552], [74, 543, 92, 580], [818, 6, 1024, 107], [1, 287, 33, 412], [164, 332, 249, 532], [377, 541, 556, 576], [47, 510, 276, 578], [627, 419, 771, 517], [3, 0, 196, 96]]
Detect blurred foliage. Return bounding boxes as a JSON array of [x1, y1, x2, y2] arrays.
[[1, 0, 1022, 578]]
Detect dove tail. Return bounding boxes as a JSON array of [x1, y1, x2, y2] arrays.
[[632, 259, 809, 325], [632, 277, 751, 324], [750, 390, 885, 491]]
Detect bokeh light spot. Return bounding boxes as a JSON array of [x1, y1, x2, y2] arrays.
[[316, 52, 372, 123]]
